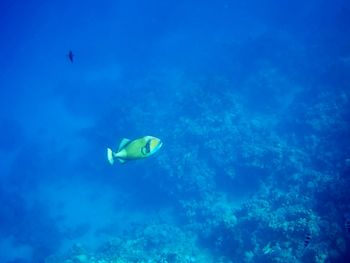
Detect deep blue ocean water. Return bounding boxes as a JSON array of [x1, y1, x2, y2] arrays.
[[1, 0, 350, 262]]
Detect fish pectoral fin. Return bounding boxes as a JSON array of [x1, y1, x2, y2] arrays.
[[118, 138, 131, 151]]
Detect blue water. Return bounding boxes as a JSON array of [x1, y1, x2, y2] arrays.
[[1, 0, 350, 262]]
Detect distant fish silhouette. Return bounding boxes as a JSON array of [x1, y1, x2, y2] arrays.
[[345, 214, 350, 233], [67, 50, 74, 63], [345, 220, 350, 233], [303, 233, 312, 249]]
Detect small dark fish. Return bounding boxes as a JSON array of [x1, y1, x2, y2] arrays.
[[345, 219, 350, 233], [67, 50, 74, 63], [303, 233, 312, 249]]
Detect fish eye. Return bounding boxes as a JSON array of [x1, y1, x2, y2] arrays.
[[141, 141, 152, 156], [145, 140, 151, 153]]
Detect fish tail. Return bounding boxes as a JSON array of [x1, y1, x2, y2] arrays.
[[107, 148, 116, 165]]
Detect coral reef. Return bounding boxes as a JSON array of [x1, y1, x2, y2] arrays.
[[45, 223, 211, 263], [46, 59, 350, 263]]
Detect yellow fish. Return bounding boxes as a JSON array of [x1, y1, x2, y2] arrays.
[[107, 136, 163, 165]]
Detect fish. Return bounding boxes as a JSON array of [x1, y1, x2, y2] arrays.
[[345, 220, 350, 233], [262, 242, 273, 254], [345, 214, 350, 233], [67, 50, 74, 63], [303, 233, 312, 249], [107, 136, 163, 165]]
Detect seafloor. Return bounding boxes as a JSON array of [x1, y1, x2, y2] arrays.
[[43, 55, 350, 262]]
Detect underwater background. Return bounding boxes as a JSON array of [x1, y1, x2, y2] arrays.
[[1, 0, 350, 262]]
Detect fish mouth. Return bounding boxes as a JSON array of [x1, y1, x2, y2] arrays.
[[154, 140, 163, 152], [156, 141, 163, 151], [148, 137, 163, 154]]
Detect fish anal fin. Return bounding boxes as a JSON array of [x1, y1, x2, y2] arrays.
[[117, 158, 127, 164]]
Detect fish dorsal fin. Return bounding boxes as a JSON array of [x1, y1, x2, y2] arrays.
[[118, 138, 130, 151]]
